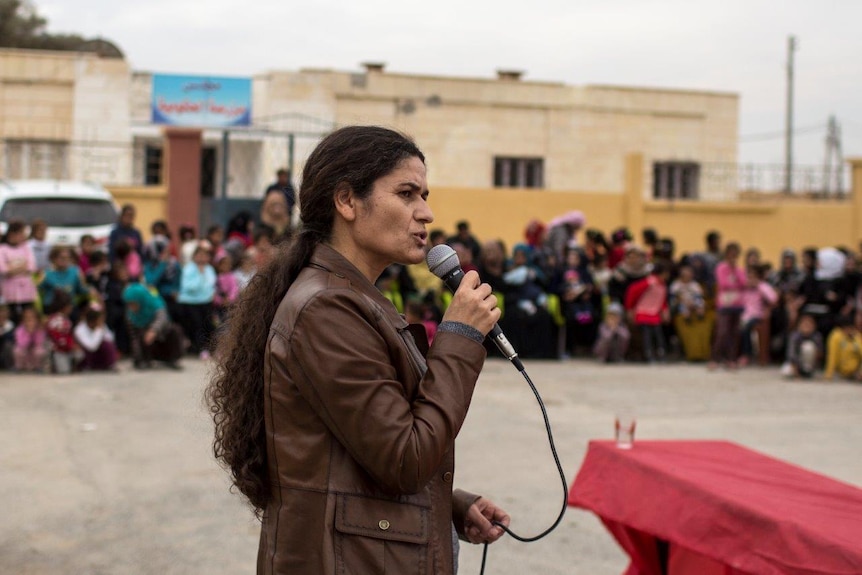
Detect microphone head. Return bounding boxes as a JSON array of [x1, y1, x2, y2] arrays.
[[426, 244, 460, 279]]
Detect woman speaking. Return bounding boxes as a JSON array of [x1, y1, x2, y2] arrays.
[[208, 126, 509, 574]]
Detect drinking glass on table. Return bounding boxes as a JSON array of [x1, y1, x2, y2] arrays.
[[614, 410, 636, 449]]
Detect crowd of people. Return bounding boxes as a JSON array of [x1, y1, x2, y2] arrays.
[[0, 197, 286, 373], [382, 214, 862, 383], [2, 194, 862, 383]]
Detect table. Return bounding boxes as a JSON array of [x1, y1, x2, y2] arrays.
[[568, 440, 862, 575]]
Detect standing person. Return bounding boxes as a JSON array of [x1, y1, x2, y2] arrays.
[[108, 204, 144, 266], [264, 168, 297, 217], [213, 254, 239, 325], [27, 218, 51, 273], [625, 261, 671, 363], [738, 266, 778, 367], [178, 245, 216, 358], [447, 220, 483, 264], [207, 126, 509, 575], [122, 283, 184, 370], [259, 189, 292, 243], [0, 220, 38, 324], [710, 242, 747, 370]]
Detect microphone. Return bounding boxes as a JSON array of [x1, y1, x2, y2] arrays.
[[426, 244, 524, 372]]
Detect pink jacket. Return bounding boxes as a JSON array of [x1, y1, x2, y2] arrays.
[[14, 324, 46, 351], [715, 262, 747, 310], [0, 243, 38, 303], [742, 281, 779, 324], [214, 272, 239, 307]]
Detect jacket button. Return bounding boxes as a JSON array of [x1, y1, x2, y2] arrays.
[[442, 472, 453, 483], [378, 520, 390, 531]]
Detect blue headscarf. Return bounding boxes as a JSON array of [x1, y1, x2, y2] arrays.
[[122, 283, 165, 328]]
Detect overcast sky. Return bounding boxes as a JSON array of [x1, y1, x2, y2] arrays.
[[41, 0, 861, 166]]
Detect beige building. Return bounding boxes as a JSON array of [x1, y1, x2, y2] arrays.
[[1, 49, 738, 202]]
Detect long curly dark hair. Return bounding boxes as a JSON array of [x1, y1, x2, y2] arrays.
[[206, 126, 425, 514]]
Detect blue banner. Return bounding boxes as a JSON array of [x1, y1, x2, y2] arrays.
[[151, 74, 252, 127]]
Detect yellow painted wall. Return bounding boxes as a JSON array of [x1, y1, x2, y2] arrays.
[[106, 185, 167, 241], [430, 157, 862, 264], [103, 159, 862, 268]]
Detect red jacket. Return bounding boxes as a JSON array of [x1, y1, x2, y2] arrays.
[[46, 313, 75, 352], [625, 275, 668, 326]]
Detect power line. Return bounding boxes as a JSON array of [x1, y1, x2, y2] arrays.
[[739, 124, 823, 143]]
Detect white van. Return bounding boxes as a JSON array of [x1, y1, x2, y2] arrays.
[[0, 180, 119, 247]]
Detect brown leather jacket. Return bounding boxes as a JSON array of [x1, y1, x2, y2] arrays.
[[258, 244, 486, 574]]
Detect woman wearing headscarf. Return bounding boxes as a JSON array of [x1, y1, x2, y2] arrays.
[[122, 283, 183, 370], [258, 189, 292, 243]]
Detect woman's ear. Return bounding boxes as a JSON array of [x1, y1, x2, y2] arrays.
[[333, 183, 357, 222]]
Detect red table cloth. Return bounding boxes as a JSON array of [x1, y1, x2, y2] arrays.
[[568, 440, 862, 575]]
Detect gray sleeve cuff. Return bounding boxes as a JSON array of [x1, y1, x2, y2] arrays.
[[438, 321, 485, 344]]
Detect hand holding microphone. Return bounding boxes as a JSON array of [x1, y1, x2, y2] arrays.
[[427, 244, 524, 371], [440, 269, 500, 336]]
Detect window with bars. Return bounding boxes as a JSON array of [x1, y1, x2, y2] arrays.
[[653, 162, 700, 199], [2, 140, 68, 179], [493, 157, 544, 188], [144, 145, 163, 185]]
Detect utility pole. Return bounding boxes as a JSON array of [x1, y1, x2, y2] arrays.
[[823, 115, 843, 196], [785, 35, 797, 194]]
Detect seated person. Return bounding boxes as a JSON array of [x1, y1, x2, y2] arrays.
[[782, 314, 823, 379], [823, 315, 862, 381]]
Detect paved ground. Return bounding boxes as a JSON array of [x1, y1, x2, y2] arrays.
[[2, 357, 861, 575]]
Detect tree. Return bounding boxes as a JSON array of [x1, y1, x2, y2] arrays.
[[0, 0, 123, 57]]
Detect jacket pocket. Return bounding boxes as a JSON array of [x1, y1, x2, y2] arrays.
[[334, 494, 429, 575]]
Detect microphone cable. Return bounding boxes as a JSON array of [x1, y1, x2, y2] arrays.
[[477, 365, 569, 575]]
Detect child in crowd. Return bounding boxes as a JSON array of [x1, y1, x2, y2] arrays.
[[0, 304, 14, 369], [28, 218, 51, 273], [123, 283, 184, 370], [213, 254, 239, 325], [0, 219, 38, 324], [178, 245, 216, 358], [105, 261, 130, 355], [589, 253, 612, 301], [625, 261, 670, 362], [406, 299, 438, 346], [233, 247, 257, 291], [178, 225, 198, 266], [823, 315, 862, 381], [85, 251, 111, 301], [45, 290, 79, 374], [782, 314, 823, 378], [76, 234, 97, 276], [13, 307, 48, 372], [669, 264, 705, 321], [206, 225, 228, 263], [114, 238, 142, 282], [39, 245, 89, 313], [74, 303, 117, 371], [592, 302, 630, 363], [253, 228, 275, 269], [143, 236, 181, 319], [738, 265, 778, 367]]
